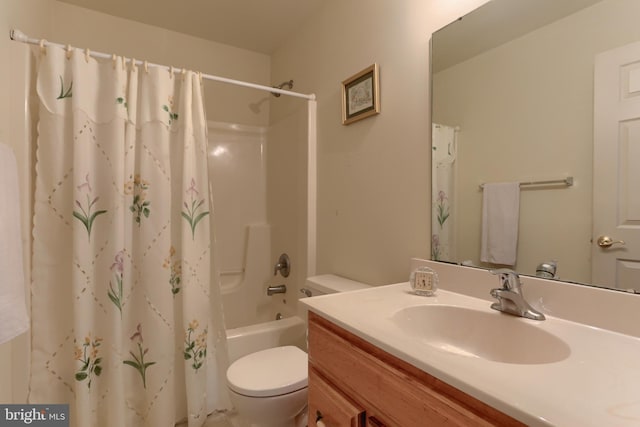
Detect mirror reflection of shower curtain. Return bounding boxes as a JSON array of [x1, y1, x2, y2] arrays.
[[432, 124, 457, 261]]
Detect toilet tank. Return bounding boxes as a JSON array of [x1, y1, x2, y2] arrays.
[[304, 274, 371, 297]]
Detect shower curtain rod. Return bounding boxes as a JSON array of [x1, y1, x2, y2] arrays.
[[9, 29, 316, 101]]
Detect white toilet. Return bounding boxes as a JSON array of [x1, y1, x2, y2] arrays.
[[225, 274, 371, 427]]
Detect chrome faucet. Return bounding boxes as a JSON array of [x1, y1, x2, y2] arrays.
[[267, 284, 287, 296], [489, 269, 545, 321]]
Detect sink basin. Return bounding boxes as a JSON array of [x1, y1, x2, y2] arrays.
[[392, 305, 570, 364]]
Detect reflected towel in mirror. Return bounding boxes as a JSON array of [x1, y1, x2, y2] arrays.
[[480, 182, 520, 266]]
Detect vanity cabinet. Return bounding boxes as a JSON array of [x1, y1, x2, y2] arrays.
[[308, 366, 365, 426], [307, 311, 525, 427]]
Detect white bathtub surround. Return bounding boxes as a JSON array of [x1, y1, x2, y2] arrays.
[[31, 45, 229, 426], [218, 223, 273, 329], [208, 121, 269, 314], [301, 260, 640, 426], [207, 122, 296, 331]]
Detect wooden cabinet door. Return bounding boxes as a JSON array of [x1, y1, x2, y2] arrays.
[[308, 366, 365, 427], [366, 416, 387, 427]]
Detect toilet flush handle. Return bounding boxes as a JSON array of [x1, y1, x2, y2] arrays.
[[300, 288, 312, 297]]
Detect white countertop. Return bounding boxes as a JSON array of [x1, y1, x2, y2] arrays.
[[301, 283, 640, 427]]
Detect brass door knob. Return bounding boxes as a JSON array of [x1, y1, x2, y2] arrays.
[[597, 235, 626, 248]]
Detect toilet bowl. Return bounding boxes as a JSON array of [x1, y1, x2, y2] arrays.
[[225, 274, 371, 427], [227, 346, 308, 427]]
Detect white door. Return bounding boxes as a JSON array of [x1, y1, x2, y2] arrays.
[[592, 40, 640, 291]]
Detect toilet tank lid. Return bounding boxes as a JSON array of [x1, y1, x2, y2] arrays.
[[305, 274, 371, 294], [226, 346, 308, 397]]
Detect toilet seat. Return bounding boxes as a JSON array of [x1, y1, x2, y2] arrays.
[[226, 346, 308, 398]]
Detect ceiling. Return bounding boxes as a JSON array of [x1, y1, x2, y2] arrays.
[[56, 0, 324, 54], [432, 0, 603, 72]]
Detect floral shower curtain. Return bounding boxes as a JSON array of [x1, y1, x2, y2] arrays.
[[30, 46, 228, 427], [431, 123, 457, 261]]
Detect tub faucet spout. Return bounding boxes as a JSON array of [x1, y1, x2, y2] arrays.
[[267, 284, 287, 296]]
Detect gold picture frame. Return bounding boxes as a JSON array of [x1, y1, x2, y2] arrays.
[[341, 64, 380, 125]]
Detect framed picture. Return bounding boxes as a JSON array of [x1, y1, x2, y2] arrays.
[[341, 64, 380, 125]]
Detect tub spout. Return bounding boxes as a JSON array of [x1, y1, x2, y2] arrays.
[[267, 284, 287, 296]]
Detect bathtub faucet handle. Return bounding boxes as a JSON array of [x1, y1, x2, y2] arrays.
[[273, 253, 291, 277]]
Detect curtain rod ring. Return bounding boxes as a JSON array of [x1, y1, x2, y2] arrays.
[[84, 48, 90, 63], [181, 68, 186, 80], [65, 44, 72, 60], [111, 54, 117, 70], [169, 66, 174, 79], [143, 61, 149, 74], [39, 39, 46, 55], [131, 58, 137, 72]]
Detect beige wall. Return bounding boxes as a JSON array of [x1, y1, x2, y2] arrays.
[[0, 0, 272, 402], [433, 0, 640, 282], [271, 0, 489, 285]]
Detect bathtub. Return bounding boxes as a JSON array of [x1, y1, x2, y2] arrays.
[[226, 314, 307, 364]]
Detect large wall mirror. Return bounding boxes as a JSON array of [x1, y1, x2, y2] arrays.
[[431, 0, 640, 293]]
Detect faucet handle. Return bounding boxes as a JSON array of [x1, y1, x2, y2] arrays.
[[489, 268, 521, 290], [273, 253, 291, 277]]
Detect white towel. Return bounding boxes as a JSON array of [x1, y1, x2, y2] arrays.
[[0, 143, 29, 344], [480, 182, 520, 266]]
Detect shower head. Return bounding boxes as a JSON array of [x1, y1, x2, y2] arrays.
[[271, 80, 294, 97]]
